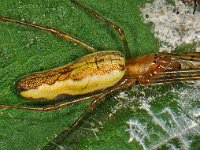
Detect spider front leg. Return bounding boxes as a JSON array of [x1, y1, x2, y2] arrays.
[[125, 52, 200, 84], [142, 52, 200, 83]]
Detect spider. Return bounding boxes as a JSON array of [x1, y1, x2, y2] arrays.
[[0, 0, 200, 148]]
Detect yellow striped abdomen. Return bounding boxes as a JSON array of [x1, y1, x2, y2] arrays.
[[17, 51, 125, 100]]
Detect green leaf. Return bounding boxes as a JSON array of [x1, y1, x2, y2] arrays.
[[0, 0, 199, 150]]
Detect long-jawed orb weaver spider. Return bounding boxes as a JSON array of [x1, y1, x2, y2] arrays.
[[1, 0, 200, 148]]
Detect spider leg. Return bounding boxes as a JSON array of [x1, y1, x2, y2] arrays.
[[140, 52, 200, 84], [44, 93, 107, 150], [0, 95, 100, 111], [0, 16, 97, 52], [160, 52, 200, 62], [149, 68, 200, 83], [72, 0, 131, 58], [44, 78, 134, 149]]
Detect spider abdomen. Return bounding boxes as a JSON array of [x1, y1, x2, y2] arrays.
[[17, 51, 125, 100]]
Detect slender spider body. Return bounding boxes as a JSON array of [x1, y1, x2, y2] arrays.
[[0, 0, 200, 148], [16, 50, 200, 101]]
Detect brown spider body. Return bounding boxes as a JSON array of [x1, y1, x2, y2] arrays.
[[16, 50, 200, 101], [0, 0, 200, 148]]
